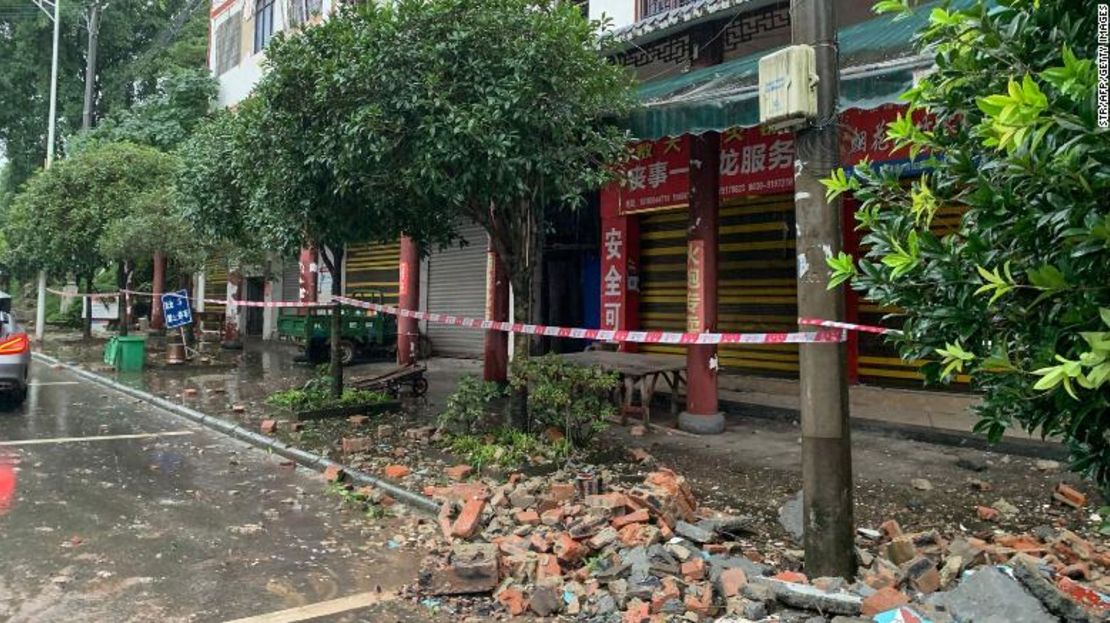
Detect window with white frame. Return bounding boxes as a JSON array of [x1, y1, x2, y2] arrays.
[[254, 0, 276, 53], [288, 0, 324, 26], [214, 11, 242, 75]]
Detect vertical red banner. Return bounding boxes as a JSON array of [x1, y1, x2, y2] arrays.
[[600, 185, 640, 339], [686, 239, 705, 333]]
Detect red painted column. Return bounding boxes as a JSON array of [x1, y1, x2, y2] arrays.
[[483, 236, 510, 382], [679, 132, 724, 434], [397, 236, 420, 365], [599, 184, 640, 349], [151, 250, 166, 331], [298, 247, 318, 309]]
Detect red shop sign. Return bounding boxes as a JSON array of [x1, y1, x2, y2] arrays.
[[617, 136, 691, 214], [840, 103, 935, 167], [719, 126, 795, 199]]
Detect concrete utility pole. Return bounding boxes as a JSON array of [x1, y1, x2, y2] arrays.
[[34, 0, 61, 343], [81, 3, 100, 131], [791, 0, 855, 578]]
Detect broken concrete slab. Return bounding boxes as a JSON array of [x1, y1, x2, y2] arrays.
[[426, 543, 500, 595], [1011, 554, 1100, 623], [928, 566, 1054, 623], [750, 576, 863, 616], [779, 490, 804, 542]]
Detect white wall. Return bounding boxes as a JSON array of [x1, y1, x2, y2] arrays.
[[217, 51, 264, 108], [210, 0, 338, 109], [590, 0, 636, 31]]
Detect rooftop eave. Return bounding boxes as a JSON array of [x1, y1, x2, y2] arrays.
[[601, 0, 778, 54]]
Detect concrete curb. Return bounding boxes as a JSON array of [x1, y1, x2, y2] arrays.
[[31, 352, 440, 515]]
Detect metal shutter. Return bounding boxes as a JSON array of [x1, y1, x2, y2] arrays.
[[639, 209, 686, 359], [638, 196, 799, 378], [856, 204, 969, 387], [426, 222, 487, 358], [205, 257, 228, 313], [345, 242, 399, 303], [280, 257, 300, 302], [716, 196, 798, 377]]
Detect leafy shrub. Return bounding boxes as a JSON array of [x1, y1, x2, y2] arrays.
[[510, 354, 618, 446], [825, 2, 1109, 488], [266, 384, 387, 412], [437, 375, 507, 434], [46, 299, 83, 328], [448, 428, 571, 470]]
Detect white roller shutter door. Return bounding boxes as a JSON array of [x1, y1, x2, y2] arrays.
[[426, 222, 487, 358]]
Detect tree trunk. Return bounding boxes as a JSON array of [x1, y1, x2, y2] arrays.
[[326, 246, 345, 398], [330, 300, 343, 398], [508, 270, 531, 431], [151, 250, 166, 331], [83, 275, 93, 339], [117, 262, 129, 337]]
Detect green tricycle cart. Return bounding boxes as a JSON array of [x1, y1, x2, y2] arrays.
[[277, 291, 397, 365]]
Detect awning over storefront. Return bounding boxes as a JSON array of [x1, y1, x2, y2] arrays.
[[627, 2, 945, 139]]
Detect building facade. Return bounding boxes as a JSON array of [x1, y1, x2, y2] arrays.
[[595, 0, 976, 432]]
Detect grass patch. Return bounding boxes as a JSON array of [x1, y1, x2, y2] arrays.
[[447, 428, 571, 470], [326, 482, 391, 520]]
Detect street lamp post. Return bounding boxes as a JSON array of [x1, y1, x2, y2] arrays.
[[33, 0, 61, 343]]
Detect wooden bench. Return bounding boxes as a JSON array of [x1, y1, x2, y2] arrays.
[[559, 351, 686, 429]]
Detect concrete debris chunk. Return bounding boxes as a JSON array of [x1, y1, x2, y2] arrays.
[[750, 577, 863, 616], [928, 566, 1055, 623]]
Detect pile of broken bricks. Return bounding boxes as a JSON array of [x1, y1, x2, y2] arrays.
[[406, 465, 1110, 622]]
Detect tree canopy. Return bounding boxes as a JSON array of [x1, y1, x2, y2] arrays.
[[0, 0, 207, 193], [206, 0, 635, 304], [825, 0, 1109, 488], [5, 141, 178, 281], [68, 67, 217, 154]]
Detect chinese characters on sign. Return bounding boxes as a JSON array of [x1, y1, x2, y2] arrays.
[[686, 240, 704, 333], [719, 126, 795, 199], [602, 226, 624, 329], [618, 136, 691, 214], [161, 290, 193, 329], [839, 104, 935, 168]]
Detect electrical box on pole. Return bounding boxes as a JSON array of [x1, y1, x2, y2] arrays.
[[757, 45, 818, 131]]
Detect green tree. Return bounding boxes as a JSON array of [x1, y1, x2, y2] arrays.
[[0, 0, 207, 191], [6, 142, 178, 337], [242, 0, 634, 418], [68, 67, 217, 153], [339, 0, 634, 331], [825, 1, 1109, 488]]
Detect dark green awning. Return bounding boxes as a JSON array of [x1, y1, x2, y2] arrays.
[[626, 1, 955, 139]]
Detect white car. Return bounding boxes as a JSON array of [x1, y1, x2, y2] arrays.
[[0, 293, 30, 405]]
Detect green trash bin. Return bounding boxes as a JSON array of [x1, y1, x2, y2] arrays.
[[104, 336, 119, 366], [115, 336, 146, 372]]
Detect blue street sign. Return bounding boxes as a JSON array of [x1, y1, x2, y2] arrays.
[[161, 289, 193, 329]]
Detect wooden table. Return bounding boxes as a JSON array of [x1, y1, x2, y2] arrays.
[[560, 351, 686, 429]]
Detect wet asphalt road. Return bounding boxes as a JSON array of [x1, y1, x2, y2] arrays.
[[0, 360, 440, 623]]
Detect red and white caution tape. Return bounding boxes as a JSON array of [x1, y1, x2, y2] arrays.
[[202, 295, 324, 306], [122, 289, 325, 308], [46, 288, 120, 299], [337, 296, 845, 345], [798, 317, 903, 337]]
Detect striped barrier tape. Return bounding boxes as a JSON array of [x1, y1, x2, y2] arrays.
[[797, 317, 903, 336], [200, 299, 326, 308], [46, 288, 120, 299], [336, 296, 846, 345], [121, 289, 326, 308], [110, 289, 893, 344]]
